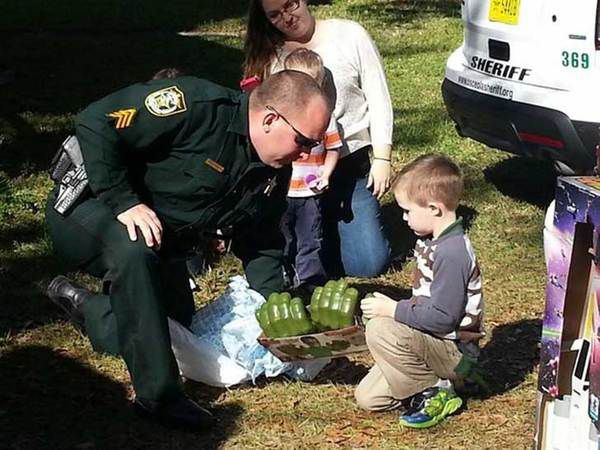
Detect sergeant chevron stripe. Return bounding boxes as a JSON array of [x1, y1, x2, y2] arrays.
[[108, 108, 137, 129]]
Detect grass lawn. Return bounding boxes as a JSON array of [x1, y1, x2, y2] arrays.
[[1, 1, 554, 448]]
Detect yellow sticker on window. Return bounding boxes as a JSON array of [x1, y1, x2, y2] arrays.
[[489, 0, 520, 25]]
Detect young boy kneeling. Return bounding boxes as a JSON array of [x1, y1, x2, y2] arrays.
[[355, 154, 484, 428]]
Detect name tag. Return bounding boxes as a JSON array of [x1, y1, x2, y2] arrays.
[[205, 158, 224, 173]]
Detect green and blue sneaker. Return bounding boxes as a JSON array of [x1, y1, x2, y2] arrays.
[[399, 387, 463, 429]]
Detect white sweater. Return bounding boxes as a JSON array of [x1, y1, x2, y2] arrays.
[[272, 19, 394, 158]]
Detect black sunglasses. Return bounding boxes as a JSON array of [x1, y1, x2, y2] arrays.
[[266, 105, 322, 149]]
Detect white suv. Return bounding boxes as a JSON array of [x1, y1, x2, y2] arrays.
[[442, 0, 600, 173]]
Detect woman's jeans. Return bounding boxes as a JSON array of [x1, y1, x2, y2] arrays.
[[324, 147, 391, 278]]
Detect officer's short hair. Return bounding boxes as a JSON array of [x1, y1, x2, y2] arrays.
[[250, 70, 329, 113], [392, 154, 464, 210]]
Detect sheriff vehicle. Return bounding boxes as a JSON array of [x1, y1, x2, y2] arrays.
[[442, 0, 600, 173]]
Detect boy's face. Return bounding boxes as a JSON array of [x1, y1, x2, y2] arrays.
[[395, 191, 436, 237]]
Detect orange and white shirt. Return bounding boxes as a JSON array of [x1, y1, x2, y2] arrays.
[[288, 114, 341, 198]]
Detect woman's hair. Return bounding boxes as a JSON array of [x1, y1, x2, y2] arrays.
[[243, 0, 285, 80], [284, 48, 325, 86], [392, 154, 464, 210]]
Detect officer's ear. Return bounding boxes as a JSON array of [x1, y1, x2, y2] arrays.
[[262, 110, 277, 133]]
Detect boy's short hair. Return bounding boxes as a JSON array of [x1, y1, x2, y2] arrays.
[[283, 48, 325, 86], [392, 154, 463, 210]]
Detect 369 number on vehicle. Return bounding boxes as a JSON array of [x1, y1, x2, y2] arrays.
[[562, 51, 590, 69]]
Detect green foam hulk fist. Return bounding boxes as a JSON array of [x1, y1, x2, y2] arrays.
[[256, 292, 314, 338], [310, 279, 359, 330]]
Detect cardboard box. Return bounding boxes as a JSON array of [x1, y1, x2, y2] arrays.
[[535, 176, 600, 449], [257, 320, 367, 362]]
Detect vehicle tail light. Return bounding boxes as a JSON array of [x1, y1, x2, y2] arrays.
[[518, 132, 565, 149]]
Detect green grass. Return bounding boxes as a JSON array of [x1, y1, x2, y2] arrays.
[[1, 1, 549, 448]]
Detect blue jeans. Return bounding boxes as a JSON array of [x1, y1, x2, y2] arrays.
[[281, 196, 327, 286], [324, 148, 391, 277]]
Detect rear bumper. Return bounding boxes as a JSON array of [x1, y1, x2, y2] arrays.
[[442, 78, 598, 173]]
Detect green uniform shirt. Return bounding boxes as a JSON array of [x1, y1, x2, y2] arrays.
[[75, 76, 289, 296]]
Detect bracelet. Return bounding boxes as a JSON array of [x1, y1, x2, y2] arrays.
[[373, 157, 391, 162]]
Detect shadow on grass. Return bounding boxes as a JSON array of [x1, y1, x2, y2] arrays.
[[457, 204, 478, 231], [469, 318, 541, 399], [0, 0, 250, 32], [0, 255, 61, 337], [314, 356, 370, 385], [0, 215, 72, 336], [1, 32, 244, 176], [393, 106, 452, 149], [484, 156, 558, 209], [351, 282, 412, 300], [0, 345, 243, 449], [381, 202, 416, 266], [346, 0, 461, 26]]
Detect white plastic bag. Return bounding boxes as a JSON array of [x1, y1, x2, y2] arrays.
[[169, 276, 329, 387], [169, 319, 250, 387]]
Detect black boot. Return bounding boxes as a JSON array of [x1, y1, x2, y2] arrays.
[[47, 275, 91, 329], [133, 396, 216, 431]]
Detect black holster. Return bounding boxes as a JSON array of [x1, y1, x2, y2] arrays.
[[49, 135, 90, 215]]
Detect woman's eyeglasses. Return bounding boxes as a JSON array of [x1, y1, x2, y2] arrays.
[[266, 0, 300, 24], [266, 105, 322, 149]]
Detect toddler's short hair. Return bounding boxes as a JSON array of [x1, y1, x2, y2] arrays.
[[284, 48, 325, 86], [392, 154, 463, 210]]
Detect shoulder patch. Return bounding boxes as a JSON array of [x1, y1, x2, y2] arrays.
[[107, 108, 137, 129], [145, 86, 187, 117]]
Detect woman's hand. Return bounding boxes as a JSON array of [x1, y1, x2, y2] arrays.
[[367, 159, 391, 200]]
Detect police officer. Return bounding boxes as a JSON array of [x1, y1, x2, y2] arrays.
[[45, 70, 330, 430]]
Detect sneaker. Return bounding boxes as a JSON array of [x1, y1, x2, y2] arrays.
[[399, 387, 463, 429]]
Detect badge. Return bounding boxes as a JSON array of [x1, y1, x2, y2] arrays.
[[145, 86, 187, 117], [107, 108, 137, 129]]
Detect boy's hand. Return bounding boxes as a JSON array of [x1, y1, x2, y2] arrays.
[[316, 175, 330, 191], [360, 292, 396, 319]]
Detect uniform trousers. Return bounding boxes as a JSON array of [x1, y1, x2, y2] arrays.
[[46, 190, 194, 402]]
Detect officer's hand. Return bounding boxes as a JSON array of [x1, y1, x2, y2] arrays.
[[360, 292, 396, 320], [116, 204, 163, 248]]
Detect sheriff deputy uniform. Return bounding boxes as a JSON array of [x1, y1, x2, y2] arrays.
[[45, 76, 289, 404]]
